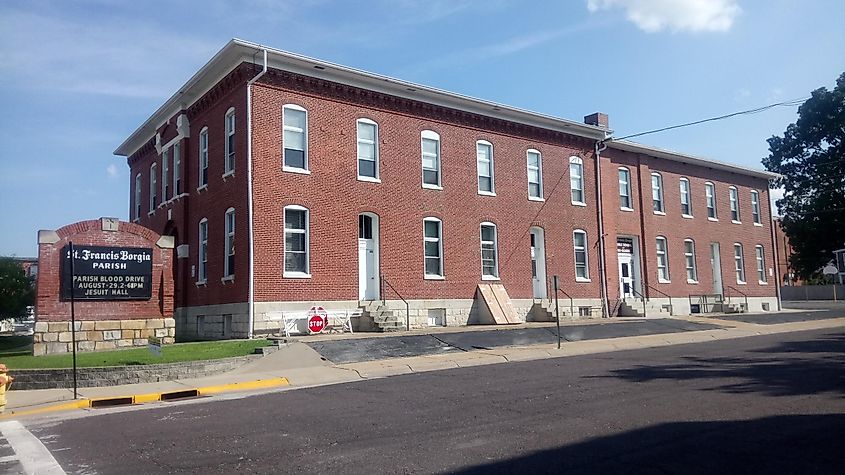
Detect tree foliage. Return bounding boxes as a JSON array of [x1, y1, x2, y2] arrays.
[[0, 257, 35, 318], [763, 72, 845, 279]]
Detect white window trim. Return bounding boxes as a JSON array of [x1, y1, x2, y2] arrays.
[[729, 186, 741, 223], [679, 177, 693, 217], [480, 222, 499, 280], [134, 173, 142, 221], [751, 190, 762, 225], [755, 245, 767, 284], [283, 205, 311, 278], [573, 229, 590, 282], [282, 104, 309, 172], [197, 218, 208, 284], [423, 217, 444, 279], [656, 236, 670, 283], [224, 207, 235, 278], [149, 163, 157, 212], [734, 243, 746, 284], [356, 118, 379, 181], [224, 107, 236, 174], [198, 126, 209, 190], [705, 182, 717, 220], [161, 148, 170, 202], [651, 172, 664, 215], [421, 130, 442, 190], [618, 167, 632, 211], [477, 140, 495, 196], [684, 239, 698, 284], [570, 156, 585, 206], [172, 142, 181, 197], [527, 149, 543, 200]]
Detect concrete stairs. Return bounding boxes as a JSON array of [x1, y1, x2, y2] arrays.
[[618, 298, 672, 318], [531, 299, 597, 320], [361, 301, 405, 332]]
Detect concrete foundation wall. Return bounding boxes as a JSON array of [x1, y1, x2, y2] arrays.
[[33, 318, 176, 355]]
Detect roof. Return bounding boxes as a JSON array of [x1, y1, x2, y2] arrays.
[[115, 38, 778, 181]]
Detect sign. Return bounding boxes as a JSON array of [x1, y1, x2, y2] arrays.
[[307, 306, 328, 334], [617, 238, 634, 254], [61, 245, 153, 300], [823, 265, 838, 275], [147, 336, 162, 356]]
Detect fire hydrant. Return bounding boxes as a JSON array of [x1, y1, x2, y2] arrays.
[[0, 364, 13, 413]]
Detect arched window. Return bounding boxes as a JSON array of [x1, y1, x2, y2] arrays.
[[198, 126, 209, 188], [357, 118, 379, 180], [421, 130, 441, 188], [527, 149, 543, 199], [755, 245, 766, 283], [134, 173, 142, 220], [198, 218, 208, 283], [729, 186, 740, 222], [705, 182, 717, 219], [480, 222, 498, 278], [477, 140, 494, 194], [618, 167, 632, 210], [283, 104, 308, 171], [679, 178, 692, 216], [734, 243, 746, 283], [149, 163, 158, 210], [423, 217, 443, 278], [573, 229, 589, 281], [224, 207, 235, 278], [284, 205, 310, 276], [751, 190, 761, 224], [684, 239, 697, 283], [570, 156, 584, 205], [224, 107, 236, 174], [655, 236, 669, 282], [651, 173, 664, 213]]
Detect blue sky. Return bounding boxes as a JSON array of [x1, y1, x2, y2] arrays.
[[1, 0, 844, 257]]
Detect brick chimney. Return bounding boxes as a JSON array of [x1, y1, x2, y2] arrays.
[[584, 112, 609, 129]]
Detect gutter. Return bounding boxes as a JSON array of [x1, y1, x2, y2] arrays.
[[246, 47, 268, 338], [594, 137, 611, 318]]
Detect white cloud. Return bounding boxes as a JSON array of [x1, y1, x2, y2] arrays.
[[106, 163, 119, 178], [586, 0, 741, 33]]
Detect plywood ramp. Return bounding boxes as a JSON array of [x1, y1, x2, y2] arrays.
[[476, 284, 522, 324]]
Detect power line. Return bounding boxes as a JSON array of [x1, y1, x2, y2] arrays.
[[610, 97, 809, 142]]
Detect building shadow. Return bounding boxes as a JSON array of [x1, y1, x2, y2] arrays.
[[449, 414, 845, 474]]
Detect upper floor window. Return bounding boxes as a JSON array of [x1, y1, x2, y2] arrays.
[[421, 130, 441, 188], [570, 157, 584, 205], [729, 186, 741, 222], [480, 222, 499, 279], [477, 140, 494, 194], [224, 208, 235, 278], [283, 105, 308, 171], [527, 149, 543, 200], [357, 119, 379, 180], [679, 178, 692, 216], [284, 205, 310, 276], [755, 245, 766, 283], [424, 218, 443, 278], [224, 108, 236, 174], [573, 230, 589, 281], [198, 218, 208, 283], [751, 190, 761, 224], [162, 148, 170, 201], [134, 173, 142, 220], [173, 143, 182, 195], [149, 163, 158, 210], [199, 127, 209, 188], [684, 239, 698, 283], [618, 167, 632, 210], [705, 182, 717, 219], [651, 173, 664, 213], [656, 236, 669, 282], [734, 243, 746, 283]]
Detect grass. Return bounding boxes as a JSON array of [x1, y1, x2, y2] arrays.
[[0, 336, 270, 369]]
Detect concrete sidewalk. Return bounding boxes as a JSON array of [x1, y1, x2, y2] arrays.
[[3, 313, 844, 420]]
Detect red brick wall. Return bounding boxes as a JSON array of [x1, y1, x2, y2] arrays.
[[35, 220, 173, 321]]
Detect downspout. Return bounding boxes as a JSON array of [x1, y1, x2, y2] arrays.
[[246, 47, 268, 338], [766, 183, 783, 311], [595, 137, 610, 318]]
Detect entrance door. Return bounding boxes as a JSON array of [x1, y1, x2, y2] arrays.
[[618, 253, 634, 299], [710, 242, 723, 296], [530, 228, 547, 299], [358, 214, 379, 300]]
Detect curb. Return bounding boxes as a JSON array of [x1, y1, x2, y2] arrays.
[[0, 377, 289, 420]]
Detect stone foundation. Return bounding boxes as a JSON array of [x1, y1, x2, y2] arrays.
[[33, 318, 176, 355]]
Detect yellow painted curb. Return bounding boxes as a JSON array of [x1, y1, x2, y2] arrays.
[[198, 377, 290, 395], [0, 398, 91, 420]]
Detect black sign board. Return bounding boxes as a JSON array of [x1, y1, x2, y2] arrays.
[[617, 238, 634, 254], [61, 245, 153, 300]]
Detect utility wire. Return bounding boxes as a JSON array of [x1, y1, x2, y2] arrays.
[[610, 97, 809, 142]]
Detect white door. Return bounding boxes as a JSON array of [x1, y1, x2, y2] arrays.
[[710, 243, 723, 296], [618, 253, 634, 299], [530, 229, 547, 299], [358, 214, 378, 301]]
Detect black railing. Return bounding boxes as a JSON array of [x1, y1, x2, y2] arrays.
[[631, 287, 648, 319], [646, 284, 674, 316], [724, 285, 748, 312], [688, 294, 723, 313], [381, 276, 410, 331]]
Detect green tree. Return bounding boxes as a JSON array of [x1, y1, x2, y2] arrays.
[[763, 72, 845, 279], [0, 257, 35, 319]]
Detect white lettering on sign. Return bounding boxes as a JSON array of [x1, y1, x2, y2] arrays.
[[66, 249, 152, 263]]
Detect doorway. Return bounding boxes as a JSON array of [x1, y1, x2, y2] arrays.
[[710, 242, 723, 296], [358, 213, 379, 301], [617, 236, 640, 300], [530, 227, 547, 299], [618, 253, 634, 299]]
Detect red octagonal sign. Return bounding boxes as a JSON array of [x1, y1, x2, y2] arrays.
[[308, 315, 326, 333]]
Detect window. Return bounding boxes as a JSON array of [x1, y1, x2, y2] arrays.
[[705, 182, 717, 219], [198, 218, 208, 282], [656, 236, 669, 282], [651, 173, 664, 213], [421, 130, 441, 188], [684, 239, 698, 283], [424, 218, 443, 278], [283, 105, 308, 170], [162, 148, 170, 201], [570, 157, 584, 204], [224, 108, 235, 174], [477, 140, 494, 194], [357, 119, 379, 180], [199, 127, 209, 188], [149, 163, 158, 210], [679, 178, 692, 216], [751, 190, 761, 224], [284, 206, 309, 276], [224, 208, 235, 278], [618, 168, 632, 209], [134, 173, 141, 220], [729, 186, 740, 222], [734, 243, 746, 283], [173, 143, 181, 195], [755, 245, 766, 283], [527, 149, 543, 199], [573, 230, 589, 281], [480, 223, 498, 278]]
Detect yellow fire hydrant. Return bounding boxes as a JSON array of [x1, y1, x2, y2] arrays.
[[0, 364, 13, 413]]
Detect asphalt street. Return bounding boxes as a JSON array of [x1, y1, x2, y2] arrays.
[[719, 301, 845, 325], [19, 327, 845, 474]]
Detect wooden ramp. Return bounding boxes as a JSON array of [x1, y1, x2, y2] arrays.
[[476, 284, 522, 324]]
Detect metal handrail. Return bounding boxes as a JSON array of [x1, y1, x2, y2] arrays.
[[631, 287, 647, 319], [645, 283, 673, 315], [556, 286, 575, 321], [381, 276, 410, 331], [724, 285, 748, 312]]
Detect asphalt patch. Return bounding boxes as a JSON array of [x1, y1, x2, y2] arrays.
[[307, 335, 461, 364]]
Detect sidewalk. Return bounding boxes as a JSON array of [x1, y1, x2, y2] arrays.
[[3, 313, 844, 420]]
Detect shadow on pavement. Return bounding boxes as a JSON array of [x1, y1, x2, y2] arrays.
[[449, 414, 845, 474]]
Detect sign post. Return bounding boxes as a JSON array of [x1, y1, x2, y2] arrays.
[[823, 265, 838, 301], [68, 241, 78, 399], [553, 275, 561, 349], [147, 336, 162, 357]]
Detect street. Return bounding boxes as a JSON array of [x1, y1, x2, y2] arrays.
[[8, 327, 844, 474]]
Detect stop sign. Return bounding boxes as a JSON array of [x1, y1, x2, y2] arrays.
[[308, 315, 326, 333]]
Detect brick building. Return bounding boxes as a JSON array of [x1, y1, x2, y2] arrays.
[[115, 39, 779, 339]]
